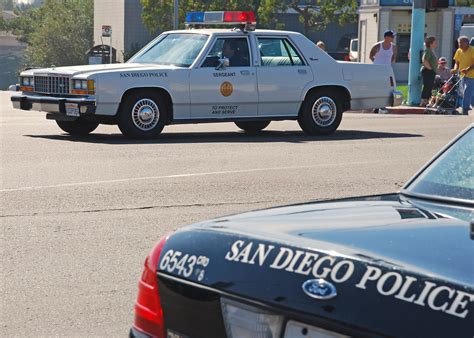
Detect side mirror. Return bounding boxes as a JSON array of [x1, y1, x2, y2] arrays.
[[216, 57, 229, 70]]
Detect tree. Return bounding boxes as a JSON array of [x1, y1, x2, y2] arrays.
[[0, 0, 14, 11], [141, 0, 357, 36], [1, 6, 44, 43], [141, 0, 253, 34], [259, 0, 358, 36], [3, 0, 93, 68], [257, 0, 287, 30]]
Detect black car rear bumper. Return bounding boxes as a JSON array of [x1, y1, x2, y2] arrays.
[[11, 94, 96, 115], [129, 327, 151, 338]]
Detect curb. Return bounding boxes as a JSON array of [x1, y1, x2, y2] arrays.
[[385, 106, 426, 115]]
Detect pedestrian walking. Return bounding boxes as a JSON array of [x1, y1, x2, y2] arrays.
[[370, 30, 398, 113], [420, 36, 438, 107], [370, 30, 398, 65], [452, 36, 474, 115]]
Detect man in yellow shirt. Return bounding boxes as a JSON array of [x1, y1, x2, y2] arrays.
[[453, 36, 474, 115]]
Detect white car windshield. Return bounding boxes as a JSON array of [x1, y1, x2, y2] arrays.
[[129, 33, 208, 67]]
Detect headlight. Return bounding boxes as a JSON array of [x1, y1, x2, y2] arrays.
[[73, 79, 94, 90], [21, 76, 34, 87], [73, 79, 87, 89]]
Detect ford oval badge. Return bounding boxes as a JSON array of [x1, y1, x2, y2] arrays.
[[302, 279, 337, 300]]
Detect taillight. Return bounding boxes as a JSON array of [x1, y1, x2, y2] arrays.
[[133, 236, 168, 338]]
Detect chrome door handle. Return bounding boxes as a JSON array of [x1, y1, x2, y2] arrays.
[[240, 70, 250, 75], [298, 69, 307, 74]]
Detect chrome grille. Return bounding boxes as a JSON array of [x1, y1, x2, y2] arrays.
[[34, 75, 70, 94]]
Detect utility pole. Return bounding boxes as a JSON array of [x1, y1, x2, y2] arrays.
[[407, 0, 426, 106], [110, 30, 113, 64], [173, 0, 179, 30]]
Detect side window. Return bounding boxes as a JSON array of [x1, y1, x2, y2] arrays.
[[258, 37, 304, 67], [201, 38, 250, 67]]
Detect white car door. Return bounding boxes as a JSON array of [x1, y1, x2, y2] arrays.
[[256, 36, 313, 117], [189, 36, 258, 119]]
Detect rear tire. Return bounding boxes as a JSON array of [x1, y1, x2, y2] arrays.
[[117, 91, 167, 139], [235, 121, 270, 133], [56, 119, 99, 136], [297, 90, 343, 135]]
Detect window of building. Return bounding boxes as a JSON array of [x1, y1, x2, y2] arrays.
[[397, 34, 411, 63]]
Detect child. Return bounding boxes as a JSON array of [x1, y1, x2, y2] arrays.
[[437, 57, 451, 82]]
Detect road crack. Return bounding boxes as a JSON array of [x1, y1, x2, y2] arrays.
[[1, 200, 276, 218]]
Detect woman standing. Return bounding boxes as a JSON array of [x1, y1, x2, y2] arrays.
[[420, 36, 438, 106]]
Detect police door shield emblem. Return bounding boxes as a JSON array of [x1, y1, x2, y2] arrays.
[[220, 81, 233, 97]]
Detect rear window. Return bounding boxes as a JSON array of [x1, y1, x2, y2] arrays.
[[258, 37, 304, 67]]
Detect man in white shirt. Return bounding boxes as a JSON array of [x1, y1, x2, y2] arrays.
[[370, 30, 398, 65]]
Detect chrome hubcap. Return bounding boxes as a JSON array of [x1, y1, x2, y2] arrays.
[[312, 97, 337, 127], [132, 98, 160, 131]]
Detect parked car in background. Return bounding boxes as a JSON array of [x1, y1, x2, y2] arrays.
[[327, 51, 350, 61], [349, 38, 358, 62], [459, 24, 473, 41]]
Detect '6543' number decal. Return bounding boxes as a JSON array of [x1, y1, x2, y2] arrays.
[[159, 249, 210, 279]]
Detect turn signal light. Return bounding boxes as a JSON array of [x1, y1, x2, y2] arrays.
[[71, 89, 95, 95], [133, 236, 169, 338]]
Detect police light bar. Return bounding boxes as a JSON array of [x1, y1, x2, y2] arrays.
[[185, 11, 256, 25]]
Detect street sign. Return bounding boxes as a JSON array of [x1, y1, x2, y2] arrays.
[[102, 25, 112, 37]]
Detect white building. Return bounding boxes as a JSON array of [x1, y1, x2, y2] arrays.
[[94, 0, 154, 62], [358, 0, 474, 82]]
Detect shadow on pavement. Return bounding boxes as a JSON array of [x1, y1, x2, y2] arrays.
[[24, 129, 423, 144]]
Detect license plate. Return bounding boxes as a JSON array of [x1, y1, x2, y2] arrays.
[[284, 320, 349, 338], [65, 103, 80, 117]]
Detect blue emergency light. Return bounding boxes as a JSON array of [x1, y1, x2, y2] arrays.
[[185, 11, 256, 25]]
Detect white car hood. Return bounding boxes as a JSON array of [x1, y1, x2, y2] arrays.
[[21, 63, 178, 77]]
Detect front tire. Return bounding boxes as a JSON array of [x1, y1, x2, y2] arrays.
[[117, 91, 167, 139], [56, 119, 99, 136], [235, 121, 270, 133], [297, 91, 343, 135]]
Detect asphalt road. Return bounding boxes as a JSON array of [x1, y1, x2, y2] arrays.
[[0, 90, 472, 336]]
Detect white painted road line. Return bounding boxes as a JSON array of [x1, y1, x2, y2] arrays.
[[0, 161, 382, 192]]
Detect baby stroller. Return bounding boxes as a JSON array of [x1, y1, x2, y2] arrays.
[[425, 74, 462, 115]]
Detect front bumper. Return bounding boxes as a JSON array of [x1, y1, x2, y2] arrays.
[[392, 90, 403, 107], [11, 94, 96, 115]]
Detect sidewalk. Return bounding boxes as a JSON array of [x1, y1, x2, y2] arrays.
[[347, 106, 427, 114]]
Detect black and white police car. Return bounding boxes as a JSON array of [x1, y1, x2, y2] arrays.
[[131, 125, 473, 337], [12, 11, 402, 139]]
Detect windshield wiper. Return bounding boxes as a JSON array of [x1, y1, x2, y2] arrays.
[[400, 189, 474, 208]]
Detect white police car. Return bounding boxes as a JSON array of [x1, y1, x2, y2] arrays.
[[11, 11, 403, 139]]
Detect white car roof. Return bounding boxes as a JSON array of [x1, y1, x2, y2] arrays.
[[163, 28, 303, 37]]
